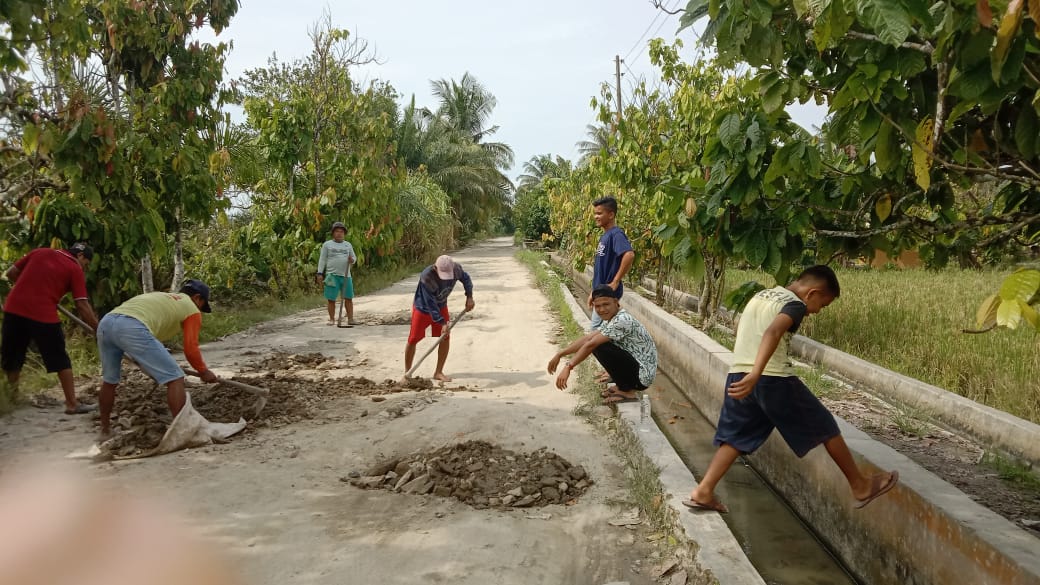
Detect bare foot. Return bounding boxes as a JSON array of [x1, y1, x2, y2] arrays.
[[432, 372, 453, 382]]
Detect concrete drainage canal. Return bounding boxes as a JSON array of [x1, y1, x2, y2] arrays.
[[652, 372, 859, 585]]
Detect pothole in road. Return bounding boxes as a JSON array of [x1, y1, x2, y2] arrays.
[[347, 440, 593, 509], [85, 351, 448, 457]]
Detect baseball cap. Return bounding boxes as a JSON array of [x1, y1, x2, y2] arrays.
[[331, 221, 346, 233], [180, 279, 212, 313], [435, 255, 455, 280], [67, 242, 93, 260]]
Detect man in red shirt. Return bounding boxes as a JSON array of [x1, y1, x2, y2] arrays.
[[2, 243, 99, 414]]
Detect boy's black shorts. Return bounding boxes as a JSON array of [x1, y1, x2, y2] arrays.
[[714, 372, 840, 458], [1, 312, 72, 373], [592, 341, 647, 392]]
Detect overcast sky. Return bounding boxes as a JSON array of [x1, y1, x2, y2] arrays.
[[205, 0, 824, 182]]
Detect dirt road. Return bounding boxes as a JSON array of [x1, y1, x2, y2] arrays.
[[0, 238, 666, 584]]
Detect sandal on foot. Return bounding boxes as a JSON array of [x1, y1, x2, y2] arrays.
[[854, 470, 899, 509], [681, 498, 729, 513], [602, 393, 639, 405], [65, 403, 97, 415]]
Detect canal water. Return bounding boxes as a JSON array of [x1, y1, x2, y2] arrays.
[[650, 372, 859, 585]]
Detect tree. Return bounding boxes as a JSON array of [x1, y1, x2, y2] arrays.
[[424, 73, 515, 240], [679, 0, 1040, 265], [576, 123, 610, 166], [1, 0, 237, 306], [239, 16, 403, 287], [515, 154, 573, 243]]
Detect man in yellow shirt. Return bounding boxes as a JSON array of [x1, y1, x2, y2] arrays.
[[95, 280, 218, 436]]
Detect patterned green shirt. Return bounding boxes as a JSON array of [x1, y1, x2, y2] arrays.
[[598, 309, 658, 387]]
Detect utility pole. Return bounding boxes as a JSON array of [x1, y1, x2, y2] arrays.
[[614, 55, 623, 128]]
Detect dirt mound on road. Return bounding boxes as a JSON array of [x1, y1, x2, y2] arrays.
[[348, 440, 593, 509], [86, 352, 449, 456]]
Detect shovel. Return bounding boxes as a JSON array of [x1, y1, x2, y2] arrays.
[[58, 305, 269, 417], [405, 307, 471, 379], [183, 369, 269, 418]]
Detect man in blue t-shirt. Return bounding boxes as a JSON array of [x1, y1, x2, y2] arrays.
[[404, 255, 475, 382], [588, 196, 634, 329]]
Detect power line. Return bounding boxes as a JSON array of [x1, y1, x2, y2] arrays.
[[622, 5, 668, 62], [628, 0, 683, 65]]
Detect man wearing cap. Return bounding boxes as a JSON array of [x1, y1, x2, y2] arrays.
[[2, 243, 99, 414], [316, 221, 358, 326], [95, 280, 218, 437], [404, 255, 475, 382]]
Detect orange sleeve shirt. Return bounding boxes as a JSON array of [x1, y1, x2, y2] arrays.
[[181, 313, 208, 374]]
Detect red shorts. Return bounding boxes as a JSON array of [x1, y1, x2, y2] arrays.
[[408, 306, 450, 345]]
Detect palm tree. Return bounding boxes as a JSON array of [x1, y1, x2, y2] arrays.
[[517, 154, 573, 190], [576, 123, 611, 165], [396, 73, 516, 241]]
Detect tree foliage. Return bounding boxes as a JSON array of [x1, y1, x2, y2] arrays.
[[680, 0, 1040, 264], [1, 0, 237, 307]]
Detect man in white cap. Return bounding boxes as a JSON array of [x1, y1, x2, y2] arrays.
[[404, 255, 474, 381]]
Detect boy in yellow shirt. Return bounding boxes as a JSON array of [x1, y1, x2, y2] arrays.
[[685, 266, 898, 512]]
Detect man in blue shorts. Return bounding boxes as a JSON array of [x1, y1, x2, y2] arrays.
[[96, 280, 218, 437], [685, 266, 899, 513], [315, 221, 357, 326]]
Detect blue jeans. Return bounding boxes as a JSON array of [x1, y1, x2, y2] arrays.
[[97, 314, 184, 385]]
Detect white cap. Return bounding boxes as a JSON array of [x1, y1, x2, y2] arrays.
[[435, 255, 454, 279]]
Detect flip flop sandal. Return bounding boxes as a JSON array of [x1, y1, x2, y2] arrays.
[[854, 470, 899, 509], [65, 403, 97, 415], [599, 387, 625, 398], [681, 498, 729, 513]]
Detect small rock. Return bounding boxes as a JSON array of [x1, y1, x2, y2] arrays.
[[567, 466, 587, 481], [507, 487, 524, 497], [1021, 519, 1040, 529], [371, 396, 386, 402], [352, 475, 385, 488], [502, 495, 515, 506], [433, 485, 452, 497], [558, 482, 569, 492], [348, 471, 361, 479], [402, 474, 431, 494], [359, 410, 368, 417], [669, 569, 688, 585], [514, 494, 539, 507], [394, 469, 414, 490], [365, 459, 399, 477], [541, 487, 560, 501]]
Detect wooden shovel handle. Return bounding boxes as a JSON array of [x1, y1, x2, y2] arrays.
[[184, 369, 269, 396]]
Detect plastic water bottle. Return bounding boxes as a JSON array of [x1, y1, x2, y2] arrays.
[[639, 392, 652, 432]]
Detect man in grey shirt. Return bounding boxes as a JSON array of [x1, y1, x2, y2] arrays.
[[315, 221, 357, 325]]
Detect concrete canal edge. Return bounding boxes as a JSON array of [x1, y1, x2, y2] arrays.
[[553, 257, 1040, 585]]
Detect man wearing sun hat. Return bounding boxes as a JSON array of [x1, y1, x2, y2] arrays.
[[404, 255, 475, 382], [95, 279, 219, 437], [1, 242, 100, 414], [315, 221, 357, 326]]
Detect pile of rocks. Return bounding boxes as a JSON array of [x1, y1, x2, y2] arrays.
[[348, 440, 592, 509]]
